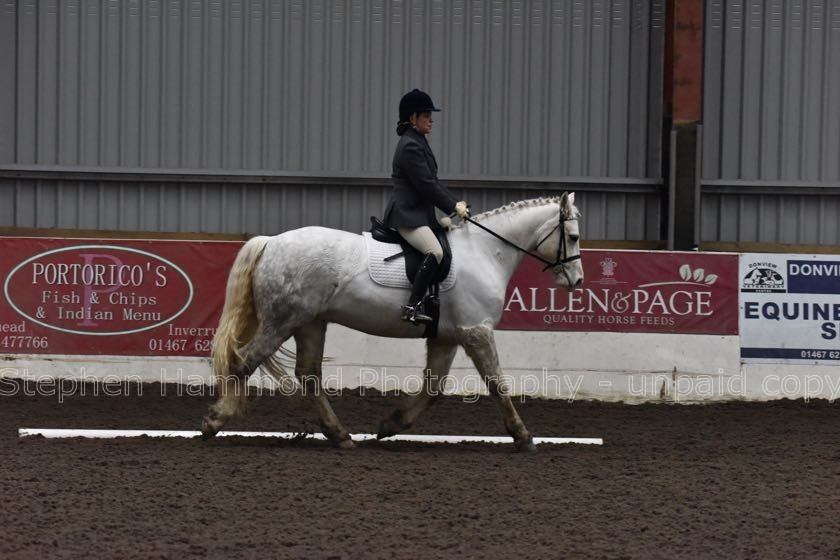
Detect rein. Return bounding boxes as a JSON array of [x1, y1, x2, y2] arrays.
[[462, 211, 581, 271]]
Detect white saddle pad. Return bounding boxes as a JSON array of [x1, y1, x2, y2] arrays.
[[362, 231, 456, 291]]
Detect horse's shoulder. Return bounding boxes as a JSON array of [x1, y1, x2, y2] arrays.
[[445, 225, 469, 246]]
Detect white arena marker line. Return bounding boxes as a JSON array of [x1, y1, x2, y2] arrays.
[[18, 428, 602, 445]]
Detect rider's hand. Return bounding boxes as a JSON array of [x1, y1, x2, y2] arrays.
[[454, 201, 470, 218]]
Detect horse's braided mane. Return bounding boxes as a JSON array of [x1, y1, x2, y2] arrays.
[[451, 196, 568, 228]]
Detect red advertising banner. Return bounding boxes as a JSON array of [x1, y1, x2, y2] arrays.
[[0, 237, 241, 355], [1, 239, 739, 357], [497, 250, 739, 335]]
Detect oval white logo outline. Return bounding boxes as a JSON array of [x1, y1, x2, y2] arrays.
[[3, 244, 195, 336]]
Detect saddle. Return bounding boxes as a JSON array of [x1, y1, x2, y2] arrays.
[[369, 217, 452, 283], [368, 216, 454, 338]]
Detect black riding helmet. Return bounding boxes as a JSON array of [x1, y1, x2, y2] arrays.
[[398, 89, 441, 123]]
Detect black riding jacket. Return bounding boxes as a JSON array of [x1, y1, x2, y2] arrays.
[[383, 128, 458, 229]]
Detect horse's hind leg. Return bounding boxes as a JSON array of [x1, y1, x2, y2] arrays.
[[459, 325, 536, 452], [202, 323, 288, 439], [377, 337, 458, 439], [294, 320, 354, 449]]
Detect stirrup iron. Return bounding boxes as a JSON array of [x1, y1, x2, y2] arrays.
[[401, 302, 433, 324]]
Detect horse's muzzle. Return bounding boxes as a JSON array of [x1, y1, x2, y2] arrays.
[[555, 265, 583, 291], [563, 277, 583, 292]]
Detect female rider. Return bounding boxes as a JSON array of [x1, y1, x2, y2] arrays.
[[383, 89, 469, 324]]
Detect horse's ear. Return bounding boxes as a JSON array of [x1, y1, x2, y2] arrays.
[[559, 191, 574, 211]]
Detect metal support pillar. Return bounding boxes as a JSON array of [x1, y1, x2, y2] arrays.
[[664, 0, 704, 250]]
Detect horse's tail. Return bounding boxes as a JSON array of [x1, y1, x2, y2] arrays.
[[211, 235, 271, 413]]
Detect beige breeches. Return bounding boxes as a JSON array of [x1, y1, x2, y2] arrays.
[[397, 226, 444, 264]]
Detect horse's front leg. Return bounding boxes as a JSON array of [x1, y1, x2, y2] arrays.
[[459, 325, 536, 452], [377, 337, 458, 439], [294, 321, 354, 449]]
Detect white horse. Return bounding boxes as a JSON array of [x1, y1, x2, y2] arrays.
[[202, 193, 583, 452]]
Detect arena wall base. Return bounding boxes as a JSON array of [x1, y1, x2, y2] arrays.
[[2, 325, 840, 402]]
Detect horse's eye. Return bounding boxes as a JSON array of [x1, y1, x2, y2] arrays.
[[569, 234, 580, 243]]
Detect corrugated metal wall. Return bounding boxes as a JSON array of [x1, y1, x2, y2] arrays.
[[0, 172, 665, 239], [3, 0, 664, 177], [0, 1, 15, 164], [700, 190, 840, 245], [0, 0, 665, 239], [701, 0, 840, 244]]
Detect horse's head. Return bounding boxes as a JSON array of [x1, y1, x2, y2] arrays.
[[533, 192, 584, 291]]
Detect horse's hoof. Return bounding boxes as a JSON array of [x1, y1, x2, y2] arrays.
[[201, 429, 217, 441], [515, 439, 537, 453], [335, 438, 355, 450], [201, 417, 219, 441], [377, 416, 405, 440], [376, 419, 397, 440]]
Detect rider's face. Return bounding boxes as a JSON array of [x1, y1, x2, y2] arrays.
[[411, 112, 434, 135]]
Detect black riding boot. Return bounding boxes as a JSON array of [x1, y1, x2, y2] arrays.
[[401, 254, 440, 324]]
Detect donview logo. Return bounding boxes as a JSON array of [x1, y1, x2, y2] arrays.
[[741, 262, 785, 293], [3, 245, 194, 335]]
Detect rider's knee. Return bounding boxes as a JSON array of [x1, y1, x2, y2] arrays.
[[427, 247, 444, 264]]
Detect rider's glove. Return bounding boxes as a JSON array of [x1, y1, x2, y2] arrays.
[[454, 201, 470, 219]]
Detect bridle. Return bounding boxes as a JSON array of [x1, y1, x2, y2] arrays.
[[462, 206, 581, 279], [534, 212, 581, 270]]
